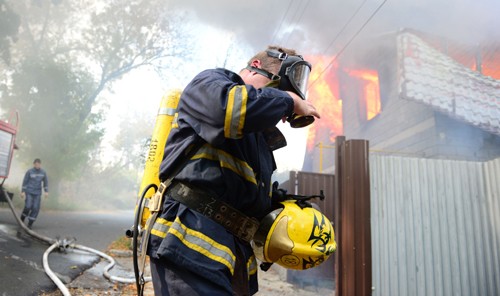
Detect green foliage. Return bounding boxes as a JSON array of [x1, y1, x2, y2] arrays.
[[0, 0, 191, 204], [0, 0, 20, 65], [4, 56, 104, 189], [62, 113, 156, 210]]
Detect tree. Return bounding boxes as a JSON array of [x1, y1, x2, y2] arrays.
[[60, 112, 156, 210], [0, 0, 190, 203], [0, 0, 20, 65], [8, 56, 103, 185], [79, 0, 187, 119]]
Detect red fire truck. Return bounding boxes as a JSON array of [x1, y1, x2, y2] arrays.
[[0, 111, 18, 189]]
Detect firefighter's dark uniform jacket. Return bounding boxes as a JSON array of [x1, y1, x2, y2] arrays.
[[22, 167, 48, 195], [148, 68, 294, 294]]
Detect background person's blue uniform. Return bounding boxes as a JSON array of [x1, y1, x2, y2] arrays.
[[21, 167, 48, 227], [148, 68, 294, 295]]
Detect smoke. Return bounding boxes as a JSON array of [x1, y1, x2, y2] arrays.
[[166, 0, 500, 173], [168, 0, 500, 55]]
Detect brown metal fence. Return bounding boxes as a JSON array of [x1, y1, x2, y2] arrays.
[[281, 138, 500, 295], [279, 136, 373, 294], [335, 136, 372, 296], [284, 170, 336, 287]]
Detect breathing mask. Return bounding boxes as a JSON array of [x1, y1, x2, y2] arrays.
[[246, 50, 314, 128]]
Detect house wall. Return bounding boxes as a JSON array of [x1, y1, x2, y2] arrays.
[[341, 35, 500, 161], [370, 154, 500, 296], [434, 113, 500, 161], [341, 57, 440, 157]]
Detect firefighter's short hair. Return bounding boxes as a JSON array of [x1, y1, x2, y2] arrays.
[[247, 45, 297, 76]]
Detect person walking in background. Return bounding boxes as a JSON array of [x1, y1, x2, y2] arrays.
[[20, 158, 48, 229]]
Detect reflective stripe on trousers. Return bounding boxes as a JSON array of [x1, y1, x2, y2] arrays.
[[151, 216, 236, 274], [21, 193, 41, 221]]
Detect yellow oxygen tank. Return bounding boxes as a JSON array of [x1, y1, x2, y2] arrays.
[[136, 89, 181, 227]]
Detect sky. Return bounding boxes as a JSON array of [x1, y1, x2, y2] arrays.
[[101, 0, 500, 172]]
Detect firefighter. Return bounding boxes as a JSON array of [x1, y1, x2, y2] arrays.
[[148, 46, 320, 295], [20, 158, 48, 229]]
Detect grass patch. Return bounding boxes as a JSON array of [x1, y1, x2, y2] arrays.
[[108, 235, 133, 251]]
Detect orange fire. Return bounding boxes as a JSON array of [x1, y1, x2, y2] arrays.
[[480, 50, 500, 80], [347, 69, 381, 121], [303, 57, 381, 155], [305, 56, 343, 153]]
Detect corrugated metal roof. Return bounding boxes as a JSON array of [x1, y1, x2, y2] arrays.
[[403, 30, 500, 81], [398, 32, 500, 136]]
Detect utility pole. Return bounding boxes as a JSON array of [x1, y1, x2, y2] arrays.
[[316, 141, 335, 173]]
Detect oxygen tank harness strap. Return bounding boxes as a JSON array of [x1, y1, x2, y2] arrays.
[[166, 181, 260, 243]]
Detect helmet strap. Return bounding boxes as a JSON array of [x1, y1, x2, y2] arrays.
[[246, 65, 281, 81], [265, 49, 288, 61]]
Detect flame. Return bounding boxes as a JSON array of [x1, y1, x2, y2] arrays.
[[347, 69, 381, 120], [302, 56, 381, 170], [305, 56, 343, 152], [481, 50, 500, 80]]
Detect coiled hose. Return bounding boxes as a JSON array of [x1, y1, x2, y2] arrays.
[[1, 188, 151, 295]]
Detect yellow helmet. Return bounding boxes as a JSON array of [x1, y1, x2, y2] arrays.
[[252, 200, 337, 270]]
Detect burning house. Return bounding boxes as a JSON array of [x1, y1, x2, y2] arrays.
[[303, 29, 500, 171], [288, 29, 500, 295]]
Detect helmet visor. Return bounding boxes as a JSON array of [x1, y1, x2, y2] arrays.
[[287, 61, 311, 99]]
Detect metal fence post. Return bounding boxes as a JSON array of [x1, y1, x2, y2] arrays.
[[335, 136, 372, 296]]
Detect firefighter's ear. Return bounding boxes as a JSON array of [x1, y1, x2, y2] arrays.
[[250, 59, 262, 70]]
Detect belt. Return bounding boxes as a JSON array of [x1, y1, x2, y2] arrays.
[[166, 182, 259, 243]]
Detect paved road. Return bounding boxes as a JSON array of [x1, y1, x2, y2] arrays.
[[0, 205, 134, 296]]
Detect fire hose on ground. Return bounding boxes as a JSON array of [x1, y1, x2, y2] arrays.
[[1, 188, 151, 295]]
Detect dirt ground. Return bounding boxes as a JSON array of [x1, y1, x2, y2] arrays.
[[42, 249, 334, 296]]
